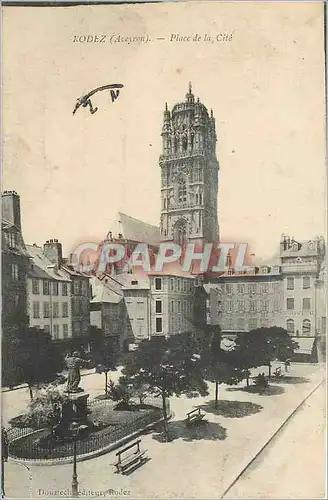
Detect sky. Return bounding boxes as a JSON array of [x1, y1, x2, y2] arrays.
[[2, 1, 326, 262]]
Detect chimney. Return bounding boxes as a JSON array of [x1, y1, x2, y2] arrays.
[[43, 239, 63, 266], [2, 190, 21, 229]]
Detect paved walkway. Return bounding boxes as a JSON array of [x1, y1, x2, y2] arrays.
[[224, 382, 326, 498], [3, 362, 325, 499]]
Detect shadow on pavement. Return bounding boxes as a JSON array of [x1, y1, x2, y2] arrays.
[[198, 399, 263, 418], [226, 384, 285, 396], [268, 376, 310, 385], [152, 420, 227, 442]]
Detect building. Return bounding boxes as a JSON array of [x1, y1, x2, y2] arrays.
[[27, 244, 71, 340], [206, 235, 326, 360], [90, 274, 125, 350], [1, 191, 30, 328], [2, 191, 31, 386], [27, 239, 91, 348], [159, 83, 219, 246]]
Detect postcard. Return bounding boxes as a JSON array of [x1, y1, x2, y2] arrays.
[[1, 1, 327, 499]]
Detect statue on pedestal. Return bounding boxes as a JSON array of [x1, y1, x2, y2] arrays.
[[65, 351, 85, 393]]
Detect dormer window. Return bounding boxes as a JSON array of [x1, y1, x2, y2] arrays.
[[131, 280, 138, 285]]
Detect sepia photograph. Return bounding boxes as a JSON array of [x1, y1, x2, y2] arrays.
[[1, 1, 327, 498]]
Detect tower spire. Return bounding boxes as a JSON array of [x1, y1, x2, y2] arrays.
[[188, 81, 192, 94]]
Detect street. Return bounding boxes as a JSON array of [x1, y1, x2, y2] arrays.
[[2, 362, 325, 499], [224, 381, 326, 499]]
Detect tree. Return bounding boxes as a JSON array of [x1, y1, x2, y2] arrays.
[[234, 327, 298, 380], [93, 334, 120, 396], [26, 386, 69, 437], [201, 326, 244, 408], [120, 334, 209, 441], [20, 328, 64, 400]]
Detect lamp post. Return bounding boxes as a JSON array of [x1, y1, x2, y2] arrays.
[[69, 421, 80, 498]]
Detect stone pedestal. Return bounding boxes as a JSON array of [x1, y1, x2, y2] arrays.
[[62, 392, 90, 425]]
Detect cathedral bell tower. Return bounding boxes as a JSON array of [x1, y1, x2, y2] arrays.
[[159, 83, 219, 246]]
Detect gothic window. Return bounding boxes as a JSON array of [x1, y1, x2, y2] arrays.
[[182, 136, 188, 151], [190, 133, 194, 149], [178, 179, 187, 202], [199, 193, 203, 205], [195, 193, 199, 204], [174, 137, 178, 152]]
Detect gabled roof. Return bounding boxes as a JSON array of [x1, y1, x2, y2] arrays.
[[117, 212, 160, 247], [26, 244, 70, 282]]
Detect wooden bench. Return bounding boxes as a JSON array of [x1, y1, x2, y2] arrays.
[[185, 408, 206, 427], [113, 439, 147, 474]]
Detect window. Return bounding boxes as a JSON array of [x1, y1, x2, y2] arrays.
[[52, 282, 58, 295], [287, 277, 294, 290], [177, 279, 180, 292], [63, 324, 68, 339], [302, 319, 311, 335], [261, 283, 269, 293], [274, 300, 280, 312], [32, 280, 39, 294], [62, 302, 68, 317], [155, 317, 163, 333], [53, 302, 59, 318], [286, 298, 294, 310], [226, 300, 232, 313], [43, 280, 50, 295], [170, 278, 174, 291], [177, 301, 181, 313], [199, 193, 203, 205], [178, 179, 187, 202], [183, 280, 187, 292], [74, 281, 80, 295], [237, 284, 245, 294], [226, 284, 232, 294], [53, 325, 59, 340], [33, 302, 40, 318], [155, 278, 162, 291], [249, 301, 255, 312], [155, 300, 162, 314], [302, 298, 311, 310], [263, 301, 270, 313], [7, 232, 16, 248], [303, 276, 310, 289], [171, 301, 174, 313], [43, 302, 50, 318], [11, 264, 19, 281], [238, 300, 245, 312], [248, 283, 256, 294], [131, 280, 138, 285], [287, 319, 295, 334], [44, 325, 50, 334], [62, 283, 68, 296]]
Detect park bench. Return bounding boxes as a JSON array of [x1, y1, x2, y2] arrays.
[[113, 439, 147, 474], [185, 408, 206, 427], [273, 366, 282, 378]]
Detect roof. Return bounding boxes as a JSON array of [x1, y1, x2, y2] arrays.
[[117, 212, 160, 246], [90, 275, 123, 304], [26, 245, 70, 282]]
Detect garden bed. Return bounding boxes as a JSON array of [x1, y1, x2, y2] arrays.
[[9, 403, 161, 461]]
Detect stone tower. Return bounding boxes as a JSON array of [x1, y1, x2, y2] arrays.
[[159, 83, 219, 246]]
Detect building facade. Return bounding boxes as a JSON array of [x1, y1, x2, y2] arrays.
[[207, 235, 326, 342], [27, 240, 91, 346], [2, 191, 30, 328], [159, 84, 219, 246]]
